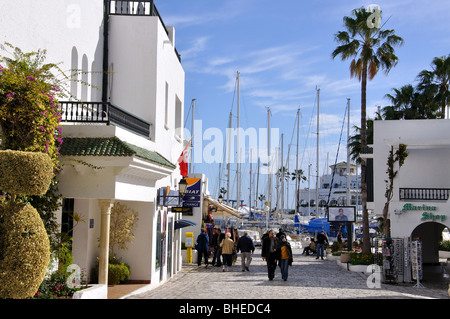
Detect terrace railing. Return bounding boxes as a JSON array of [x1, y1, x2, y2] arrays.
[[399, 188, 450, 201], [60, 101, 151, 138]]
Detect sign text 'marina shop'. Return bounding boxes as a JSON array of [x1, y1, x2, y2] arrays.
[[402, 203, 446, 222]]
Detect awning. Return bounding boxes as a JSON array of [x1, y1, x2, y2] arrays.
[[174, 219, 196, 230], [203, 196, 243, 219]]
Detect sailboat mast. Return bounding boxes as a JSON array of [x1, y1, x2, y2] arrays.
[[190, 98, 196, 175], [227, 112, 232, 205], [295, 108, 300, 215], [316, 88, 320, 218], [236, 71, 240, 210], [267, 107, 271, 229], [346, 98, 351, 206], [281, 133, 284, 215]]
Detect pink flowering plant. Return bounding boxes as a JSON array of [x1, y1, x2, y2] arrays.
[[0, 43, 63, 171]]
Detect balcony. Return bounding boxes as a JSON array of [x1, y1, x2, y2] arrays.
[[399, 188, 450, 201], [60, 101, 151, 138], [108, 0, 181, 62]]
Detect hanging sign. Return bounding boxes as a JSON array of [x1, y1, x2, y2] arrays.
[[182, 178, 201, 207], [157, 187, 181, 207]]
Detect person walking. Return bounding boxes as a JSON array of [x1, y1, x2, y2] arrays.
[[276, 235, 293, 281], [261, 230, 278, 280], [220, 232, 235, 272], [196, 229, 209, 268], [211, 227, 225, 267], [236, 231, 255, 272], [315, 230, 329, 260]]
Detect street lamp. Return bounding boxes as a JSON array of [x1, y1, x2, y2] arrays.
[[179, 177, 188, 196]]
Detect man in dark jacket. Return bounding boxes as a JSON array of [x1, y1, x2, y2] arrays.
[[237, 231, 255, 271], [196, 229, 209, 267], [261, 230, 278, 280], [211, 227, 225, 267], [316, 230, 329, 260]]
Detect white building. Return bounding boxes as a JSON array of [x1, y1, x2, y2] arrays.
[[298, 161, 361, 216], [373, 119, 450, 266], [0, 0, 188, 294]]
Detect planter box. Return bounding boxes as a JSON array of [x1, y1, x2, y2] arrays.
[[439, 250, 450, 259], [340, 253, 351, 263], [72, 284, 107, 299]]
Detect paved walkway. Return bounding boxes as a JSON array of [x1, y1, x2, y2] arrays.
[[123, 247, 449, 300]]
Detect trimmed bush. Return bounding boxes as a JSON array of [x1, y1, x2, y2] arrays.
[[108, 263, 130, 286], [0, 150, 53, 195], [0, 202, 50, 298]]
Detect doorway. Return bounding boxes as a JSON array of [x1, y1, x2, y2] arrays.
[[411, 222, 449, 289]]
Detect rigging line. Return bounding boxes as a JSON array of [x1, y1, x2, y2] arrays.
[[301, 93, 317, 170], [184, 99, 193, 128], [284, 108, 298, 168], [326, 101, 348, 207]]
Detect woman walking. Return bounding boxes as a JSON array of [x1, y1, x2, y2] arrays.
[[276, 235, 293, 281], [220, 232, 235, 272]]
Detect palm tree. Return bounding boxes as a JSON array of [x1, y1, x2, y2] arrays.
[[383, 84, 440, 119], [290, 169, 307, 183], [332, 7, 403, 254], [417, 54, 450, 119]]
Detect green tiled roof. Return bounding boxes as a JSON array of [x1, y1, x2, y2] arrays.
[[60, 137, 176, 169]]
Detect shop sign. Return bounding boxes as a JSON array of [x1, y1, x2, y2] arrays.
[[182, 178, 201, 208], [402, 203, 437, 211], [421, 212, 446, 222], [402, 203, 446, 222]]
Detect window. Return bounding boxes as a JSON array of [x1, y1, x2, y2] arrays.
[[175, 95, 182, 140], [62, 198, 74, 237], [164, 82, 169, 130]]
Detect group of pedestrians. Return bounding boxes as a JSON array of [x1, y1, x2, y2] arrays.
[[196, 227, 328, 282], [196, 227, 256, 272], [261, 229, 293, 281]]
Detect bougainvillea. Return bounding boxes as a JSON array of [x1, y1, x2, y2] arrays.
[[0, 43, 63, 171], [0, 43, 69, 250]]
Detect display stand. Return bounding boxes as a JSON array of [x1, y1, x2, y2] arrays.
[[411, 240, 424, 288], [382, 239, 397, 284]]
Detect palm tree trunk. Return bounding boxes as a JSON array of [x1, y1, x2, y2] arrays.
[[361, 63, 371, 254]]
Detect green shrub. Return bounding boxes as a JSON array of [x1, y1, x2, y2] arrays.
[[0, 150, 53, 195], [331, 241, 342, 252], [439, 240, 450, 251], [0, 202, 50, 298], [349, 252, 382, 266], [91, 256, 131, 285], [108, 263, 130, 285]]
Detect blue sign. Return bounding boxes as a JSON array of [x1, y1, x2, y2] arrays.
[[157, 187, 181, 207], [182, 178, 201, 208]]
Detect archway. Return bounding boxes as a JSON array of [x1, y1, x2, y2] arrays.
[[411, 222, 446, 264], [411, 222, 448, 288]]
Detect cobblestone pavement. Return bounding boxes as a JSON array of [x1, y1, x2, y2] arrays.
[[125, 247, 449, 300]]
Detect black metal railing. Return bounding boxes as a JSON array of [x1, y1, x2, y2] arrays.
[[399, 188, 450, 201], [108, 0, 181, 62], [60, 101, 151, 138]]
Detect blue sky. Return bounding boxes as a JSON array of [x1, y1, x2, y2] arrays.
[[156, 0, 450, 209]]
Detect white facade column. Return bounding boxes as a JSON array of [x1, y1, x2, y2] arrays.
[[98, 199, 114, 285]]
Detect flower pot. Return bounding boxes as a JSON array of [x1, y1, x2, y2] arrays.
[[340, 253, 351, 263]]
